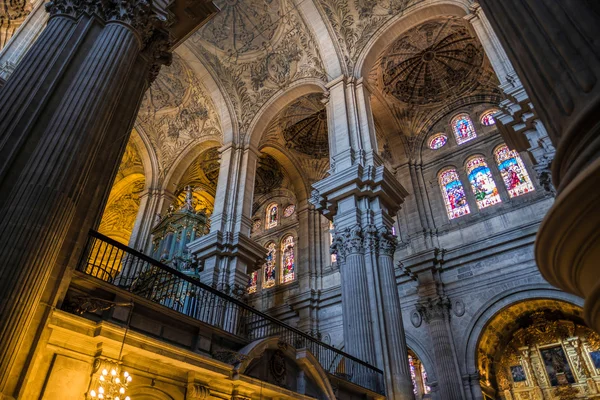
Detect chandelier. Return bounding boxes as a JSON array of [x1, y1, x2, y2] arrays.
[[88, 366, 132, 400]]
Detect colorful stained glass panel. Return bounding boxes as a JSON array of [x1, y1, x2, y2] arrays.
[[452, 114, 477, 144], [466, 157, 501, 209], [263, 242, 276, 288], [281, 236, 295, 283], [248, 270, 258, 294], [266, 203, 278, 229], [439, 169, 470, 219], [480, 110, 498, 126], [429, 133, 448, 150], [495, 145, 535, 198]]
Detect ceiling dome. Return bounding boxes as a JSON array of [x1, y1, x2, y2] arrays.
[[280, 94, 329, 159], [381, 18, 484, 106], [255, 154, 284, 195]]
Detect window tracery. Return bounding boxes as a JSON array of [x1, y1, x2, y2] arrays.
[[263, 242, 276, 288], [466, 156, 501, 209], [266, 203, 278, 229], [429, 133, 448, 150], [452, 114, 477, 145], [494, 144, 535, 198], [439, 169, 470, 220], [281, 235, 295, 284]]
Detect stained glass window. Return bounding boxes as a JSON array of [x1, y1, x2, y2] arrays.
[[329, 221, 336, 263], [494, 145, 535, 198], [439, 169, 470, 219], [408, 355, 418, 395], [481, 109, 498, 126], [281, 235, 295, 284], [248, 270, 258, 294], [266, 203, 278, 229], [451, 114, 477, 145], [429, 133, 448, 150], [283, 204, 295, 217], [466, 156, 501, 209], [263, 242, 276, 288]]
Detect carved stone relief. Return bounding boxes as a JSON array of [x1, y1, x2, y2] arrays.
[[137, 53, 222, 178], [190, 0, 326, 138]]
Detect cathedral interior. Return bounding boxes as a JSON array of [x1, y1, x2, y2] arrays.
[[0, 0, 599, 399]]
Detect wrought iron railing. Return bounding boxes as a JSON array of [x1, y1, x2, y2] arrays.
[[77, 230, 384, 394]]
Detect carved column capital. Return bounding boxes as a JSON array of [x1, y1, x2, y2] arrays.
[[377, 226, 397, 257], [45, 0, 168, 45], [416, 296, 452, 323], [186, 383, 210, 400], [331, 226, 365, 263]]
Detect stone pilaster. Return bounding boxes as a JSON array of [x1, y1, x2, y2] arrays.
[[188, 143, 265, 291], [416, 297, 464, 400], [0, 0, 215, 395], [478, 0, 600, 333]]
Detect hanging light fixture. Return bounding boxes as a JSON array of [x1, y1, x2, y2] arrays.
[[83, 299, 135, 400], [88, 366, 132, 400]]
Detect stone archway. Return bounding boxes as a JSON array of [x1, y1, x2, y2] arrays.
[[475, 299, 600, 400]]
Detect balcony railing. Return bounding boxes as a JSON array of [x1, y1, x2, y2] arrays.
[[77, 230, 384, 395]]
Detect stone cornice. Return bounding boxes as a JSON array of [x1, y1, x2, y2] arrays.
[[310, 162, 408, 219]]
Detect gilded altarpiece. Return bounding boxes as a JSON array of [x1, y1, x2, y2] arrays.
[[492, 314, 600, 400]]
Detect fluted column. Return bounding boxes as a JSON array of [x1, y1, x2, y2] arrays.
[[0, 0, 172, 395], [331, 226, 378, 386], [478, 0, 600, 333], [376, 228, 414, 396], [417, 297, 464, 400]]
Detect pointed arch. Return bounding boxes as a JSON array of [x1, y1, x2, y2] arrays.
[[438, 167, 470, 219]]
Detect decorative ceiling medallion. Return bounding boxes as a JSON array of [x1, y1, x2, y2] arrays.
[[280, 94, 329, 158], [255, 154, 284, 195], [381, 18, 484, 106], [428, 133, 447, 150]]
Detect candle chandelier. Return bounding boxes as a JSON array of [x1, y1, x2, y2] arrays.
[[81, 298, 135, 400], [88, 366, 132, 400]]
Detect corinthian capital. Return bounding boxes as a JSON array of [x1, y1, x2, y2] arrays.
[[377, 226, 397, 257], [416, 296, 451, 323]]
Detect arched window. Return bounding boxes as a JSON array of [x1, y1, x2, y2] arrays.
[[494, 144, 535, 198], [451, 114, 477, 145], [265, 203, 278, 229], [281, 235, 295, 284], [263, 242, 276, 288], [247, 270, 258, 294], [428, 133, 448, 150], [466, 156, 502, 209], [480, 109, 499, 126], [439, 169, 470, 220]]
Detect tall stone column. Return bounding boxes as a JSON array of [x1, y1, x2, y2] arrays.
[[188, 143, 265, 292], [0, 0, 216, 395], [478, 0, 600, 333], [416, 297, 464, 400], [313, 75, 414, 399]]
